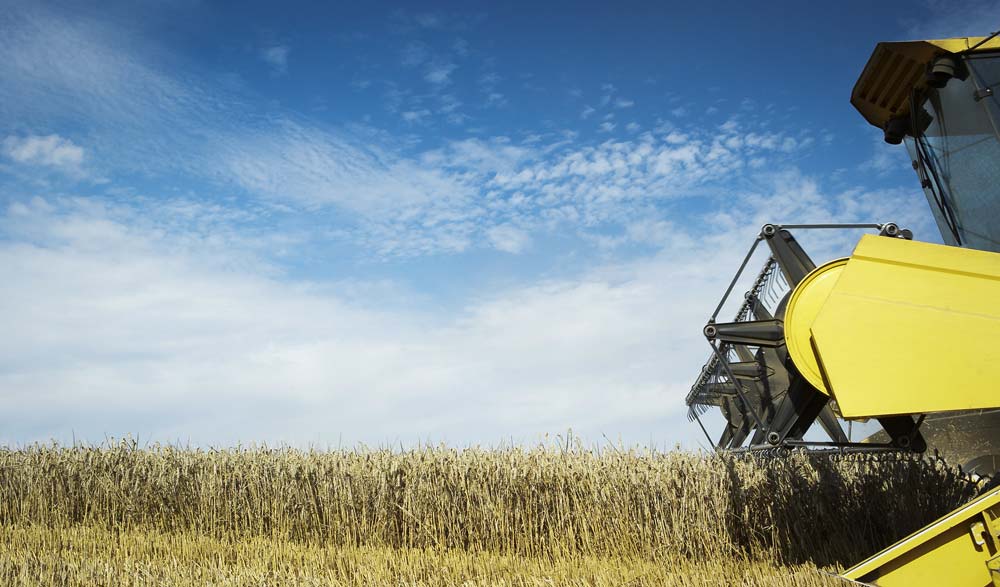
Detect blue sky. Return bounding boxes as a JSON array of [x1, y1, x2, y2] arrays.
[[1, 0, 996, 448]]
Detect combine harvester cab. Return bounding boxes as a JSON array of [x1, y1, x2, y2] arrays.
[[690, 35, 1000, 585]]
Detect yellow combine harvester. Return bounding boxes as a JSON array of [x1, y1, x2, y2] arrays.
[[837, 35, 1000, 586], [691, 36, 1000, 585]]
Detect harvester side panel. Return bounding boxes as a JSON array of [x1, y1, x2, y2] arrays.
[[806, 235, 1000, 419]]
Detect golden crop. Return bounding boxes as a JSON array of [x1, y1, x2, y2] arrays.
[[0, 439, 977, 585]]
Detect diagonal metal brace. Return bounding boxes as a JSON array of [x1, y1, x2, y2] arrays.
[[761, 224, 816, 286]]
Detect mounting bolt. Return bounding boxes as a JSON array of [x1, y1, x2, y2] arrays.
[[703, 324, 718, 339], [767, 431, 781, 445], [761, 224, 777, 238], [895, 435, 912, 449], [880, 223, 900, 237]]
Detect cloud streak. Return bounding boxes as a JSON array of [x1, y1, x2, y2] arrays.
[[0, 1, 903, 268]]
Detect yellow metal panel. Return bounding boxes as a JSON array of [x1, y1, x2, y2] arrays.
[[808, 235, 1000, 419], [851, 36, 1000, 130], [925, 37, 1000, 53], [843, 485, 1000, 586], [783, 258, 847, 394]]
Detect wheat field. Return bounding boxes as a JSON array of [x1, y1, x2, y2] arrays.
[[0, 440, 978, 586]]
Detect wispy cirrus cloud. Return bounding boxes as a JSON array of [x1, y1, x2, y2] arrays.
[[0, 6, 201, 124], [0, 0, 897, 266], [0, 6, 479, 254]]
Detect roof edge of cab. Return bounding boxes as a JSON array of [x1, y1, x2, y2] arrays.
[[851, 36, 1000, 133]]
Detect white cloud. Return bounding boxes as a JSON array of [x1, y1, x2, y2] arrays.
[[422, 137, 531, 174], [0, 1, 920, 266], [0, 10, 837, 258], [487, 224, 532, 253], [479, 71, 501, 87], [615, 97, 635, 109], [598, 121, 616, 133], [0, 7, 193, 133], [664, 131, 687, 144], [0, 198, 689, 446], [2, 134, 84, 175], [861, 133, 910, 175], [624, 218, 677, 246], [0, 8, 487, 256], [260, 45, 289, 75], [401, 109, 432, 123], [0, 171, 937, 447], [217, 119, 485, 256], [479, 72, 505, 107], [599, 83, 617, 107], [485, 92, 506, 108], [447, 113, 470, 125], [425, 60, 457, 85]]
